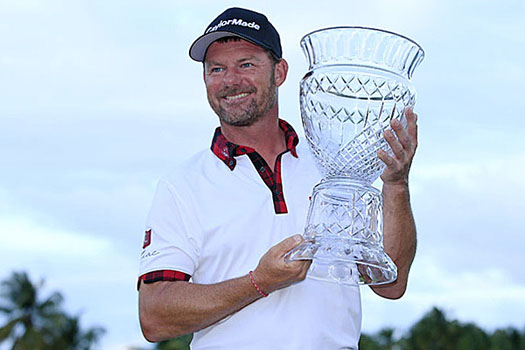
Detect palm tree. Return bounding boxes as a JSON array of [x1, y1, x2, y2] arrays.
[[377, 328, 397, 349], [0, 271, 64, 349], [155, 334, 193, 350], [49, 314, 105, 350], [0, 271, 105, 349]]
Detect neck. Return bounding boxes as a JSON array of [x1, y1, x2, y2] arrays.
[[220, 107, 286, 167]]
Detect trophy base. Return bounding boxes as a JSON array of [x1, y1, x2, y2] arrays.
[[285, 179, 398, 285], [286, 239, 397, 285]]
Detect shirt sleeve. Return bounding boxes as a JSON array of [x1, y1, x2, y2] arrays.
[[137, 270, 191, 290], [138, 179, 200, 280]]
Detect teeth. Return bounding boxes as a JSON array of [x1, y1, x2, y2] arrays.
[[225, 92, 249, 100]]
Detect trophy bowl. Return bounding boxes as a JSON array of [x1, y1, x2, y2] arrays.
[[286, 27, 424, 285]]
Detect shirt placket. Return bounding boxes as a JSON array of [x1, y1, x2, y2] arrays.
[[247, 151, 288, 214], [210, 120, 299, 215]]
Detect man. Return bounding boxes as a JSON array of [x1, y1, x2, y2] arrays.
[[138, 7, 417, 350]]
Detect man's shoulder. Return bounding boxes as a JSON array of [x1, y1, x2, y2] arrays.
[[161, 148, 216, 185]]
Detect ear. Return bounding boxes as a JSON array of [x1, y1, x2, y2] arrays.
[[274, 58, 289, 87]]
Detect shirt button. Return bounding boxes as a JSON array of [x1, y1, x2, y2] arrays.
[[259, 167, 265, 173], [228, 160, 234, 166], [275, 190, 281, 196], [240, 148, 246, 153]]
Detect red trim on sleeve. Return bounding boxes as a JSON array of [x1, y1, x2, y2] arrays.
[[137, 270, 191, 290]]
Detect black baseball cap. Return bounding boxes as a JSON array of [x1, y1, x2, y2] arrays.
[[189, 7, 282, 62]]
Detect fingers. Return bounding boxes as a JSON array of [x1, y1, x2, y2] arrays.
[[406, 108, 418, 150], [377, 148, 395, 167], [386, 108, 418, 156], [384, 127, 407, 163], [273, 234, 303, 257], [255, 235, 311, 293], [378, 107, 419, 185], [300, 259, 313, 272]]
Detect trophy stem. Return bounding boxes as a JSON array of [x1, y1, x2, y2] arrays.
[[291, 178, 397, 285]]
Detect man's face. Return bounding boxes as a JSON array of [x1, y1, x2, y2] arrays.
[[203, 39, 279, 127]]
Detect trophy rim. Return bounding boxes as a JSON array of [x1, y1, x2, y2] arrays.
[[300, 26, 425, 59]]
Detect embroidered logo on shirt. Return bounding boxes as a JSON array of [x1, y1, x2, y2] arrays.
[[143, 228, 152, 248], [141, 250, 159, 260]]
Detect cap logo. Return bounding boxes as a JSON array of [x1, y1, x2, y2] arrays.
[[205, 18, 261, 34]]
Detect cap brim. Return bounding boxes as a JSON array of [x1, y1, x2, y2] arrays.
[[189, 32, 247, 62]]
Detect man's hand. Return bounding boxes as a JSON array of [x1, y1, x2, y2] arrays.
[[251, 234, 311, 295], [372, 107, 418, 299], [378, 108, 418, 186], [139, 235, 311, 341]]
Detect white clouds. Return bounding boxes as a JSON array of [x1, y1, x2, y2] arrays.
[[0, 178, 153, 253], [0, 1, 208, 119], [0, 0, 48, 13], [408, 150, 524, 281], [408, 258, 524, 304], [0, 215, 111, 258], [413, 152, 525, 194]]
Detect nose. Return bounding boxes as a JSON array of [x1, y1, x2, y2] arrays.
[[222, 67, 241, 86]]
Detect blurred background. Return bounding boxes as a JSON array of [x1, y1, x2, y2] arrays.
[[1, 0, 524, 349]]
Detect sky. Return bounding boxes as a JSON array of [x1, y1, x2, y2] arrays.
[[1, 0, 524, 349]]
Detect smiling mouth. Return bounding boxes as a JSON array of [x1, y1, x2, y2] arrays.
[[224, 92, 250, 101]]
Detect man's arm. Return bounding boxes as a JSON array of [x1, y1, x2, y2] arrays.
[[139, 234, 311, 342], [371, 108, 418, 299]]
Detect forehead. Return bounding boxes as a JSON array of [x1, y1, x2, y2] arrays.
[[204, 39, 270, 63]]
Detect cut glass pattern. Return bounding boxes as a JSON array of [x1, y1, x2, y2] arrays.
[[286, 27, 424, 285]]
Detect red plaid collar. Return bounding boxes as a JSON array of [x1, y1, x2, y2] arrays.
[[210, 119, 299, 170]]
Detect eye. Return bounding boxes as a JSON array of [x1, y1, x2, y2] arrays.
[[209, 66, 223, 74], [240, 62, 253, 68]]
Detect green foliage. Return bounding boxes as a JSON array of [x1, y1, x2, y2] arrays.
[[358, 333, 382, 350], [0, 271, 106, 350], [149, 307, 523, 350], [360, 307, 524, 350], [155, 333, 193, 350]]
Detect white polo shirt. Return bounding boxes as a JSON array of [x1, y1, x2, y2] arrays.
[[139, 126, 362, 349]]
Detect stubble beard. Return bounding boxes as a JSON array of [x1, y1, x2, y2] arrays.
[[208, 72, 277, 127]]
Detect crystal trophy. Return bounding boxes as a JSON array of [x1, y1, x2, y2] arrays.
[[286, 27, 424, 285]]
